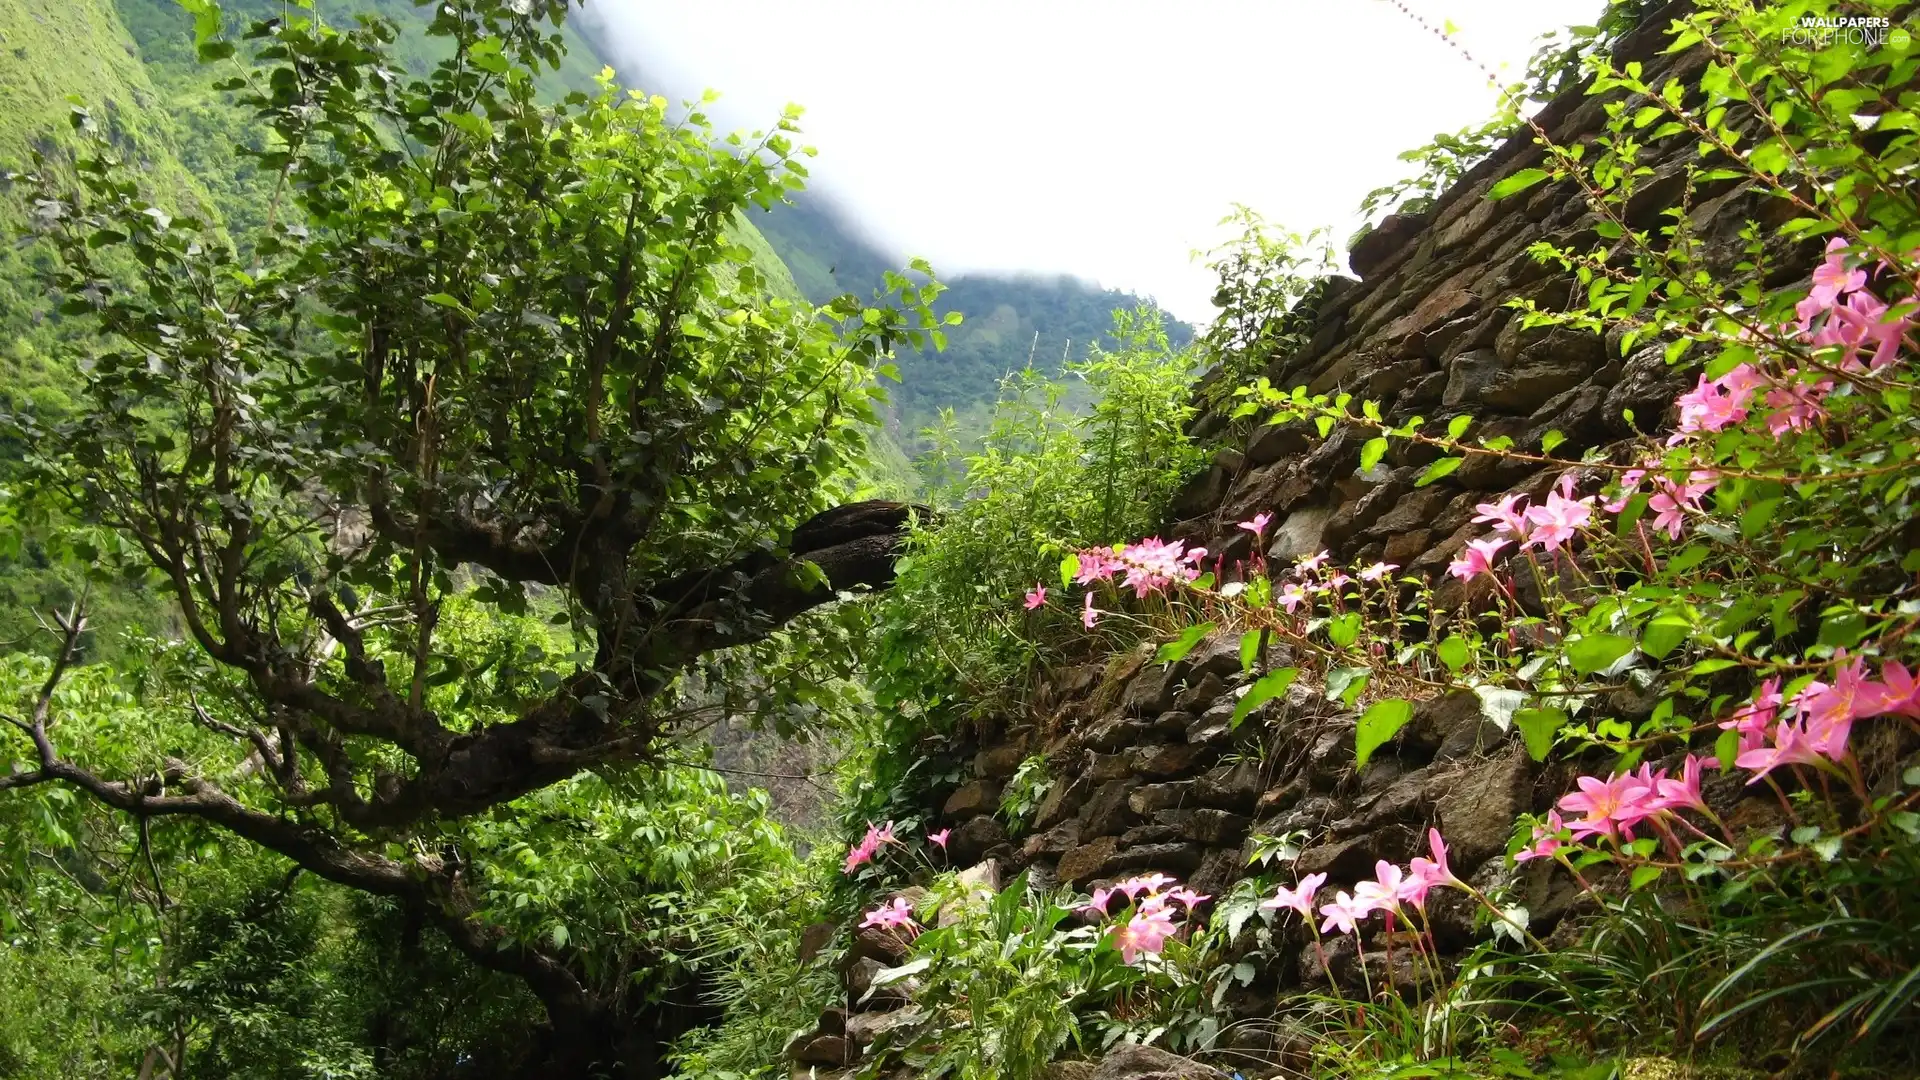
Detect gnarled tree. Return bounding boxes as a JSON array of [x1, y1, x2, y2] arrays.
[[0, 0, 938, 1072]]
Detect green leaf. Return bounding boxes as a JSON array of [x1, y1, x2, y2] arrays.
[[1490, 168, 1551, 199], [866, 957, 933, 1000], [1474, 685, 1526, 731], [1416, 457, 1462, 487], [1060, 554, 1080, 591], [1630, 865, 1664, 890], [1355, 699, 1415, 770], [1514, 706, 1567, 762], [1360, 437, 1389, 474], [1231, 667, 1298, 729], [1326, 667, 1369, 708], [1156, 622, 1216, 667], [1238, 630, 1262, 674], [1641, 615, 1692, 660], [1739, 497, 1781, 539], [1446, 415, 1472, 441], [1667, 545, 1709, 573], [1567, 634, 1635, 676], [1540, 429, 1566, 454], [1436, 635, 1470, 673], [446, 111, 494, 142], [1816, 609, 1869, 650], [1326, 612, 1362, 649], [1715, 729, 1742, 774]]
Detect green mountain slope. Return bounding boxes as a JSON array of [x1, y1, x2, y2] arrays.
[[0, 0, 805, 649], [747, 191, 1194, 444]]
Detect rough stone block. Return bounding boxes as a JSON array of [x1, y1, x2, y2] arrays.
[[942, 778, 1000, 819], [1436, 745, 1534, 870], [1057, 835, 1121, 884]]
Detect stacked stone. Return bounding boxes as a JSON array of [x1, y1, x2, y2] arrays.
[[786, 888, 926, 1076], [916, 0, 1816, 1051], [1169, 4, 1805, 600]]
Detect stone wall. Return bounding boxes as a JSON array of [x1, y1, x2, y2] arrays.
[[921, 2, 1808, 1039]]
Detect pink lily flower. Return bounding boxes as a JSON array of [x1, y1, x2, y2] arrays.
[[1260, 872, 1327, 920], [1604, 470, 1647, 515], [1164, 887, 1211, 912], [1115, 872, 1175, 900], [1238, 512, 1273, 538], [1023, 584, 1048, 610], [1795, 649, 1874, 759], [1809, 237, 1866, 305], [1472, 493, 1532, 538], [1721, 677, 1782, 753], [1318, 890, 1376, 936], [1763, 373, 1832, 435], [1524, 491, 1594, 553], [1871, 662, 1920, 719], [1353, 860, 1407, 916], [1447, 536, 1511, 582], [1074, 547, 1121, 584], [860, 896, 920, 933], [842, 820, 897, 874], [1651, 754, 1712, 816], [1111, 906, 1178, 964], [1359, 561, 1398, 582], [843, 835, 878, 874], [1673, 373, 1750, 438], [1736, 719, 1832, 782], [1082, 591, 1101, 629], [1558, 773, 1654, 842], [928, 828, 950, 849]]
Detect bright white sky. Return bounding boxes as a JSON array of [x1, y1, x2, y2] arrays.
[[578, 0, 1599, 322]]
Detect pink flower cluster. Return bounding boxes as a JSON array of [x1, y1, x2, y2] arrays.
[[1060, 538, 1213, 628], [1080, 872, 1209, 964], [842, 820, 900, 874], [1605, 468, 1720, 540], [1074, 538, 1209, 599], [1261, 829, 1460, 936], [1668, 240, 1915, 446], [1720, 652, 1919, 781], [1797, 237, 1915, 372], [1546, 754, 1713, 847], [860, 895, 920, 935], [1448, 477, 1602, 582], [1670, 360, 1836, 441], [1522, 652, 1920, 863]]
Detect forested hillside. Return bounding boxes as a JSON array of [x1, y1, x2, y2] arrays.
[[747, 189, 1195, 444]]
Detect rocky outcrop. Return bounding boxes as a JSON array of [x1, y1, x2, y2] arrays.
[[917, 5, 1822, 1061], [1170, 6, 1810, 593]]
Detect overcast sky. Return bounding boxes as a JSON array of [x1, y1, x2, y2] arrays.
[[578, 0, 1600, 321]]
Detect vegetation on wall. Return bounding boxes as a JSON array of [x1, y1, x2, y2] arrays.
[[4, 0, 1919, 1077], [821, 2, 1920, 1076], [0, 0, 941, 1072]]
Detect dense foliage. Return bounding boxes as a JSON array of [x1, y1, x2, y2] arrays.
[[0, 0, 940, 1073], [8, 0, 1920, 1077], [871, 1, 1920, 1075]]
